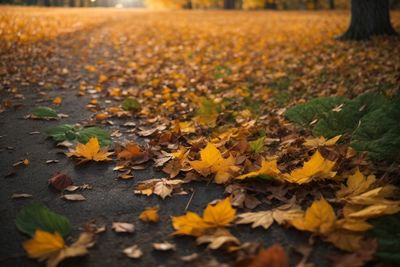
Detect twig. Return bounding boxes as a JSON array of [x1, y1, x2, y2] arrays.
[[184, 190, 195, 211]]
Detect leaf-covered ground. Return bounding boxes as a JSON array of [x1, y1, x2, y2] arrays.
[[1, 7, 400, 267]]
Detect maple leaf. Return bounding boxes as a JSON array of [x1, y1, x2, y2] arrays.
[[203, 197, 236, 227], [282, 150, 336, 184], [236, 159, 281, 180], [196, 228, 240, 250], [23, 229, 95, 267], [290, 197, 336, 235], [23, 230, 65, 261], [139, 206, 160, 223], [66, 137, 112, 162], [304, 135, 342, 148], [236, 203, 303, 229], [336, 169, 376, 199], [134, 178, 185, 199], [172, 211, 210, 237], [172, 197, 236, 236], [116, 142, 149, 164], [190, 143, 238, 184]]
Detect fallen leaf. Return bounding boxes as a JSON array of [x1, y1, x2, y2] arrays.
[[112, 222, 135, 233], [203, 197, 236, 227], [282, 150, 336, 184], [123, 245, 143, 259], [62, 194, 86, 201], [234, 244, 289, 267], [48, 173, 73, 191], [190, 143, 239, 184], [152, 242, 176, 251], [290, 197, 336, 235], [12, 193, 33, 199], [236, 159, 281, 180], [196, 228, 240, 250], [139, 206, 160, 223], [66, 137, 112, 162]]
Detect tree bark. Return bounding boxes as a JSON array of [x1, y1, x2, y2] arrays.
[[224, 0, 235, 9], [340, 0, 398, 40], [328, 0, 335, 10]]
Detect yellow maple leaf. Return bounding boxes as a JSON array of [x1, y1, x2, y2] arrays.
[[236, 159, 281, 180], [304, 135, 341, 148], [172, 197, 236, 236], [283, 150, 336, 184], [290, 197, 336, 235], [67, 137, 112, 162], [23, 229, 95, 267], [172, 211, 210, 237], [23, 230, 65, 261], [336, 169, 376, 199], [190, 143, 238, 184], [203, 197, 236, 227], [139, 206, 160, 223]]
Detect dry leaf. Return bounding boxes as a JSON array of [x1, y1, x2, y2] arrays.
[[66, 137, 112, 162], [236, 159, 281, 180], [282, 150, 336, 184], [62, 194, 86, 201], [123, 245, 143, 259], [152, 242, 176, 251], [112, 222, 135, 233], [190, 143, 239, 184], [48, 173, 73, 191], [139, 206, 160, 223], [290, 197, 336, 235]]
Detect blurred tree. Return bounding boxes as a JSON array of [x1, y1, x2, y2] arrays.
[[340, 0, 398, 40]]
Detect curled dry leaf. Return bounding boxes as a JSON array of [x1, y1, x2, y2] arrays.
[[196, 228, 240, 250], [112, 222, 135, 233], [123, 245, 143, 259], [63, 194, 86, 201], [152, 242, 176, 251], [12, 193, 33, 199]]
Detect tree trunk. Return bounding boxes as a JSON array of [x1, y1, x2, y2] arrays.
[[340, 0, 397, 40], [224, 0, 235, 9], [328, 0, 335, 9]]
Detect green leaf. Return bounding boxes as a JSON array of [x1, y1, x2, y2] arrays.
[[249, 136, 265, 154], [369, 214, 400, 264], [122, 97, 141, 111], [15, 203, 71, 238], [76, 127, 111, 147], [31, 107, 59, 119], [46, 124, 76, 142]]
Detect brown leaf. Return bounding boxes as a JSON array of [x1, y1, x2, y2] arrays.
[[49, 173, 73, 191], [112, 222, 135, 233]]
